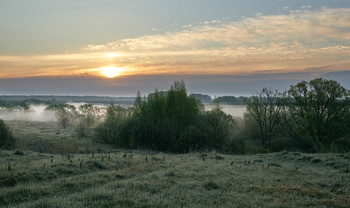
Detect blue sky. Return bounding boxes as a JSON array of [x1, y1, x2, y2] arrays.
[[0, 1, 349, 96]]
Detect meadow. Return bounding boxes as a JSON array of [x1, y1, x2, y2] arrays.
[[1, 120, 350, 208]]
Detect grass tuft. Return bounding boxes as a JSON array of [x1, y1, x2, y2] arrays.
[[203, 181, 220, 190]]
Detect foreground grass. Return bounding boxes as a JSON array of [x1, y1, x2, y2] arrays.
[[1, 150, 350, 208], [1, 120, 350, 207]]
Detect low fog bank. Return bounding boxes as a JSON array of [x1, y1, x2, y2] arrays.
[[0, 105, 56, 122], [0, 103, 246, 122]]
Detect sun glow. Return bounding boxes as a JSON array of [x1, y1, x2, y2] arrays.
[[99, 66, 124, 78], [105, 52, 120, 58]]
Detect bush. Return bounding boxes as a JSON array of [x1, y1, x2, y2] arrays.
[[94, 105, 131, 147], [0, 119, 16, 149]]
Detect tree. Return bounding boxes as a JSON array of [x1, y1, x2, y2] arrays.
[[94, 105, 131, 147], [166, 80, 201, 141], [200, 105, 235, 152], [0, 119, 16, 149], [75, 104, 100, 138], [244, 88, 283, 147], [45, 104, 77, 128], [281, 78, 350, 152]]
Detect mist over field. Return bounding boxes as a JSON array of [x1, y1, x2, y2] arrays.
[[0, 103, 247, 123], [0, 105, 56, 122]]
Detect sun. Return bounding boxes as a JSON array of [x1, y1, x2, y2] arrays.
[[99, 66, 123, 78]]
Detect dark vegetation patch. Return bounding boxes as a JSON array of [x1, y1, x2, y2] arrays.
[[203, 181, 220, 190], [13, 149, 24, 155], [311, 158, 323, 164], [0, 175, 16, 187], [215, 155, 225, 160]]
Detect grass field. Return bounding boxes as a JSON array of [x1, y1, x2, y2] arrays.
[[1, 120, 350, 207]]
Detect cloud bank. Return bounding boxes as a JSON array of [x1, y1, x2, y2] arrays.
[[0, 7, 349, 95]]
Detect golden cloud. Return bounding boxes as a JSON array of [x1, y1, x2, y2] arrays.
[[1, 8, 349, 79]]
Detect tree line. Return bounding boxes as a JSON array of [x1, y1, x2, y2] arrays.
[[93, 78, 350, 153], [245, 78, 350, 152], [1, 78, 349, 153]]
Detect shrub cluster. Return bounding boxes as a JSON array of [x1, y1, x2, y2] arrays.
[[244, 78, 350, 153], [0, 119, 16, 149], [45, 103, 101, 138], [94, 80, 235, 153]]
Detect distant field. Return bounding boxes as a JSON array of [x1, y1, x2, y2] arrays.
[[1, 120, 350, 207]]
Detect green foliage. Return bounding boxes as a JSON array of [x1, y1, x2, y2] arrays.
[[281, 78, 350, 152], [0, 119, 16, 149], [132, 80, 203, 151], [94, 105, 131, 147], [94, 80, 235, 153], [197, 105, 235, 152], [92, 78, 350, 153], [243, 78, 350, 153]]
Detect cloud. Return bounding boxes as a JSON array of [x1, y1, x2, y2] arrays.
[[1, 7, 349, 80], [283, 6, 290, 11], [83, 7, 350, 52], [301, 5, 312, 9]]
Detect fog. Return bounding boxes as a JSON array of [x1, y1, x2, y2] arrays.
[[205, 105, 246, 117], [0, 105, 56, 122], [0, 103, 246, 123]]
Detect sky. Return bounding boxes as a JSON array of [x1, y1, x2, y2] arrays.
[[0, 0, 350, 97]]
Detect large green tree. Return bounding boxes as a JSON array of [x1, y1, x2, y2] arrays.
[[132, 80, 202, 151], [281, 78, 350, 152]]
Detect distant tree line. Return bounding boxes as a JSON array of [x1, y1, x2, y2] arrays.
[[0, 93, 253, 107], [213, 96, 246, 105], [191, 94, 212, 104], [0, 95, 137, 105]]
